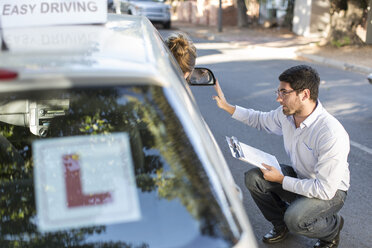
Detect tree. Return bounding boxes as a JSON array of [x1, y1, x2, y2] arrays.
[[236, 0, 249, 27], [326, 0, 369, 46], [283, 0, 295, 28]]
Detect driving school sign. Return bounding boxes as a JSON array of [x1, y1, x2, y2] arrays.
[[32, 133, 141, 232], [0, 0, 107, 28]]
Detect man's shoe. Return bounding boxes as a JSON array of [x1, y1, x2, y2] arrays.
[[313, 239, 339, 248], [313, 216, 344, 248], [262, 225, 289, 244]]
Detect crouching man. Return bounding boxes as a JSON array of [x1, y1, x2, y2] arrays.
[[213, 65, 350, 248]]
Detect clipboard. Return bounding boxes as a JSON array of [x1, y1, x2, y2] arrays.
[[225, 136, 283, 175]]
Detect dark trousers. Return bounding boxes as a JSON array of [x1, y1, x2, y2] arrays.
[[244, 165, 347, 241]]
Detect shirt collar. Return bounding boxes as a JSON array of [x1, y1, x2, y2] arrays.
[[300, 100, 322, 128]]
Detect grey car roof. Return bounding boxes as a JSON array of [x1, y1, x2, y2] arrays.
[[0, 14, 178, 90]]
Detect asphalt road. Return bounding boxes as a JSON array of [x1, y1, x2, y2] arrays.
[[160, 29, 372, 248]]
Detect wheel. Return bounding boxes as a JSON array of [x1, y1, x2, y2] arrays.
[[163, 21, 171, 29]]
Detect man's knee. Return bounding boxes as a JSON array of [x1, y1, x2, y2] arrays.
[[284, 202, 311, 235], [244, 167, 264, 192], [284, 207, 300, 233]]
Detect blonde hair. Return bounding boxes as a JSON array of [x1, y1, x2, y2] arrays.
[[166, 32, 197, 75]]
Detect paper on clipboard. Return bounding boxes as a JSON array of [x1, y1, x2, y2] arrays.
[[225, 136, 283, 175]]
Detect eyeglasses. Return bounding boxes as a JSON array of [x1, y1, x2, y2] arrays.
[[275, 89, 296, 98]]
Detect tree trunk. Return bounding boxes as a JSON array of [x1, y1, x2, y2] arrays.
[[367, 0, 372, 43], [283, 0, 295, 28], [326, 0, 368, 46], [236, 0, 249, 27]]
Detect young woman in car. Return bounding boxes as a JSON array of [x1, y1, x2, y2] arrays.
[[165, 32, 197, 81]]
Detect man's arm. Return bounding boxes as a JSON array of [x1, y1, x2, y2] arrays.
[[213, 80, 283, 135]]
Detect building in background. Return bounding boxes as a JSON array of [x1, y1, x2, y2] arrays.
[[173, 0, 259, 27], [258, 0, 288, 27], [292, 0, 330, 38]]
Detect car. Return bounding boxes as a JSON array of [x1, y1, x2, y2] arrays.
[[0, 4, 257, 248], [112, 0, 172, 29], [108, 0, 114, 9]]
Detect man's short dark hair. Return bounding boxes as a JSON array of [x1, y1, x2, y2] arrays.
[[278, 65, 320, 102]]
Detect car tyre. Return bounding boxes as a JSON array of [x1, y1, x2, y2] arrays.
[[163, 21, 171, 29]]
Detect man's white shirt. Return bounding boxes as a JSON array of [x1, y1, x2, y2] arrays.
[[232, 101, 350, 200]]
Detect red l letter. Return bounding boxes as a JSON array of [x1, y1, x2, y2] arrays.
[[63, 154, 113, 208]]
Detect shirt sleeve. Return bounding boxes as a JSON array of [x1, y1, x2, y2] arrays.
[[282, 129, 350, 200], [232, 105, 283, 135]]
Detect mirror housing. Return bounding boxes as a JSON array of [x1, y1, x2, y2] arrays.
[[0, 100, 69, 137], [188, 67, 216, 86]]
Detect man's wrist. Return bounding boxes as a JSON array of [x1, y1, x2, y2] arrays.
[[224, 104, 236, 115]]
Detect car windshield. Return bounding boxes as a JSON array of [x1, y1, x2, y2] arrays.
[[0, 85, 236, 247]]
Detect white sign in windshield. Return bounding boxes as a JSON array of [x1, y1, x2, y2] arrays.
[[0, 0, 107, 28], [33, 133, 141, 232]]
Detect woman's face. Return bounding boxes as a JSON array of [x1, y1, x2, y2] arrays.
[[184, 69, 194, 83]]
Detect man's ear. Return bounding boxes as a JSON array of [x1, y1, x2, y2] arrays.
[[301, 89, 311, 101]]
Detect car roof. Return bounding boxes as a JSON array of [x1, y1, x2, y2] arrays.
[[0, 14, 176, 90]]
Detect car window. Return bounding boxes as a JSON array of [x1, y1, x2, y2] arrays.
[[0, 85, 237, 247]]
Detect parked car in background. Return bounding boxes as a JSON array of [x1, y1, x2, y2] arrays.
[[0, 5, 257, 248], [108, 0, 114, 9], [110, 0, 171, 29]]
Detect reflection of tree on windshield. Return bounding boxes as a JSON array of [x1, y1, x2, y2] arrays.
[[0, 130, 108, 246], [150, 87, 233, 239], [0, 86, 235, 246]]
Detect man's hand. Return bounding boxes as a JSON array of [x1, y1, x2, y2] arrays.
[[212, 80, 236, 115], [260, 163, 284, 184]]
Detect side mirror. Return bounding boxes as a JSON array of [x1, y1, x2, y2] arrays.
[[188, 67, 216, 86]]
